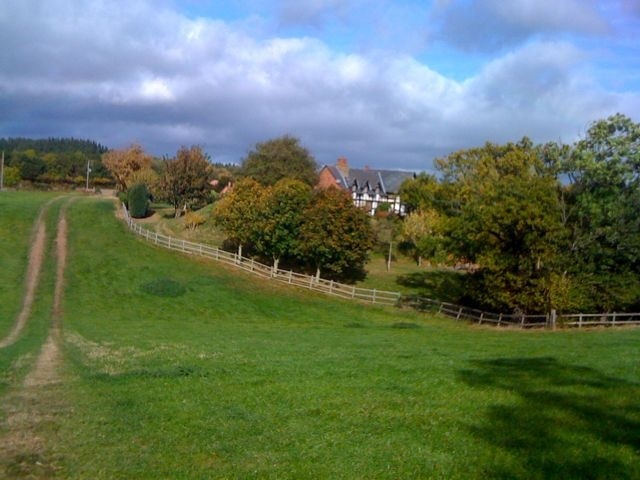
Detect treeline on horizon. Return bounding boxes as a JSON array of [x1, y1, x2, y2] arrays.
[[0, 137, 112, 187]]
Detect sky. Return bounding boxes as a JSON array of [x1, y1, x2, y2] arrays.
[[1, 0, 639, 171]]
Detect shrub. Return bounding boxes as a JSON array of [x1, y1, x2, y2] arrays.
[[184, 211, 205, 230], [128, 182, 150, 218]]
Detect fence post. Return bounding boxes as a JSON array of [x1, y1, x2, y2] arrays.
[[612, 312, 617, 325], [578, 313, 583, 328], [548, 309, 557, 330], [498, 313, 502, 326], [288, 270, 292, 284], [352, 285, 356, 299], [155, 232, 158, 244], [329, 280, 333, 294], [479, 312, 484, 325], [456, 307, 462, 320], [372, 289, 377, 304]]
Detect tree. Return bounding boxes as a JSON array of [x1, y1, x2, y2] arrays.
[[10, 149, 46, 181], [2, 166, 21, 187], [560, 113, 640, 311], [240, 135, 318, 186], [298, 187, 374, 281], [211, 178, 267, 258], [254, 178, 312, 271], [438, 140, 566, 313], [102, 144, 152, 191], [128, 183, 150, 218], [398, 209, 446, 266], [159, 146, 213, 217]]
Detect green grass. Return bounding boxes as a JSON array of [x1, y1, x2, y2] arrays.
[[359, 254, 466, 301], [142, 202, 227, 246], [1, 193, 637, 478], [0, 192, 65, 397], [0, 191, 59, 333], [42, 197, 640, 479]]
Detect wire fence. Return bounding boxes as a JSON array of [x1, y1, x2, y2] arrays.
[[122, 204, 640, 329]]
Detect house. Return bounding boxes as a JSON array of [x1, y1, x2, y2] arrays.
[[318, 157, 416, 215]]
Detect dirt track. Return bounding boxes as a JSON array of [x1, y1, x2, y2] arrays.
[[0, 206, 49, 349], [0, 200, 71, 477]]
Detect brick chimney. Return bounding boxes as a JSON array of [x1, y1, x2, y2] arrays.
[[336, 157, 349, 177]]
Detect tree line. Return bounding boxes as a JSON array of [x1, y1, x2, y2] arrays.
[[106, 136, 372, 282], [398, 113, 640, 314], [0, 137, 111, 187]]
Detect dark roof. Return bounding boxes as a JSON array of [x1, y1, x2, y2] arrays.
[[322, 165, 416, 194], [348, 168, 415, 194]]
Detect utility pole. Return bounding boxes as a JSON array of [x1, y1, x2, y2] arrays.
[[85, 159, 92, 191], [1, 151, 4, 191]]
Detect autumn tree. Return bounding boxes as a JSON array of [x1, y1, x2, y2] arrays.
[[298, 187, 374, 282], [102, 143, 152, 191], [240, 135, 318, 186], [398, 209, 446, 266], [254, 178, 312, 271], [159, 146, 213, 217], [437, 139, 566, 313], [211, 178, 267, 258]]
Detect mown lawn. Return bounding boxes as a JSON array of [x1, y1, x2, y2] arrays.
[[40, 197, 640, 479]]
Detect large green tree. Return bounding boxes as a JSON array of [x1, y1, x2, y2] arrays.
[[298, 187, 374, 281], [437, 139, 566, 313], [159, 146, 213, 217], [211, 178, 267, 258], [254, 178, 312, 271], [560, 113, 640, 310], [240, 135, 318, 186]]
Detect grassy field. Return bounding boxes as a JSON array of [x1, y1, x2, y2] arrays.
[[1, 193, 639, 479]]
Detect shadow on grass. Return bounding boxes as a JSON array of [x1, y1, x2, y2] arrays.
[[396, 269, 466, 302], [458, 357, 640, 479]]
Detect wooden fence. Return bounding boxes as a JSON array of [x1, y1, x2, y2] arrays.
[[400, 296, 549, 328], [122, 205, 400, 306], [399, 296, 640, 329], [122, 205, 640, 328]]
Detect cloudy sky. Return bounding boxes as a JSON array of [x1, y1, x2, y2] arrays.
[[1, 0, 639, 171]]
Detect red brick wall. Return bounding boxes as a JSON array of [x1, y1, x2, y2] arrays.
[[317, 167, 341, 190]]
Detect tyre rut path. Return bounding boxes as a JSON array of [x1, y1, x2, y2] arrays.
[[0, 197, 59, 349], [0, 199, 72, 478]]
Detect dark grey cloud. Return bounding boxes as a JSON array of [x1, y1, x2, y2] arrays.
[[433, 0, 609, 52]]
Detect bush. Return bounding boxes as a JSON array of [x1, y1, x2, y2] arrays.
[[128, 182, 150, 218], [184, 211, 205, 230]]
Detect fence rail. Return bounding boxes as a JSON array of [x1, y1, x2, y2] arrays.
[[121, 205, 640, 328], [399, 296, 640, 329], [122, 205, 400, 306]]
